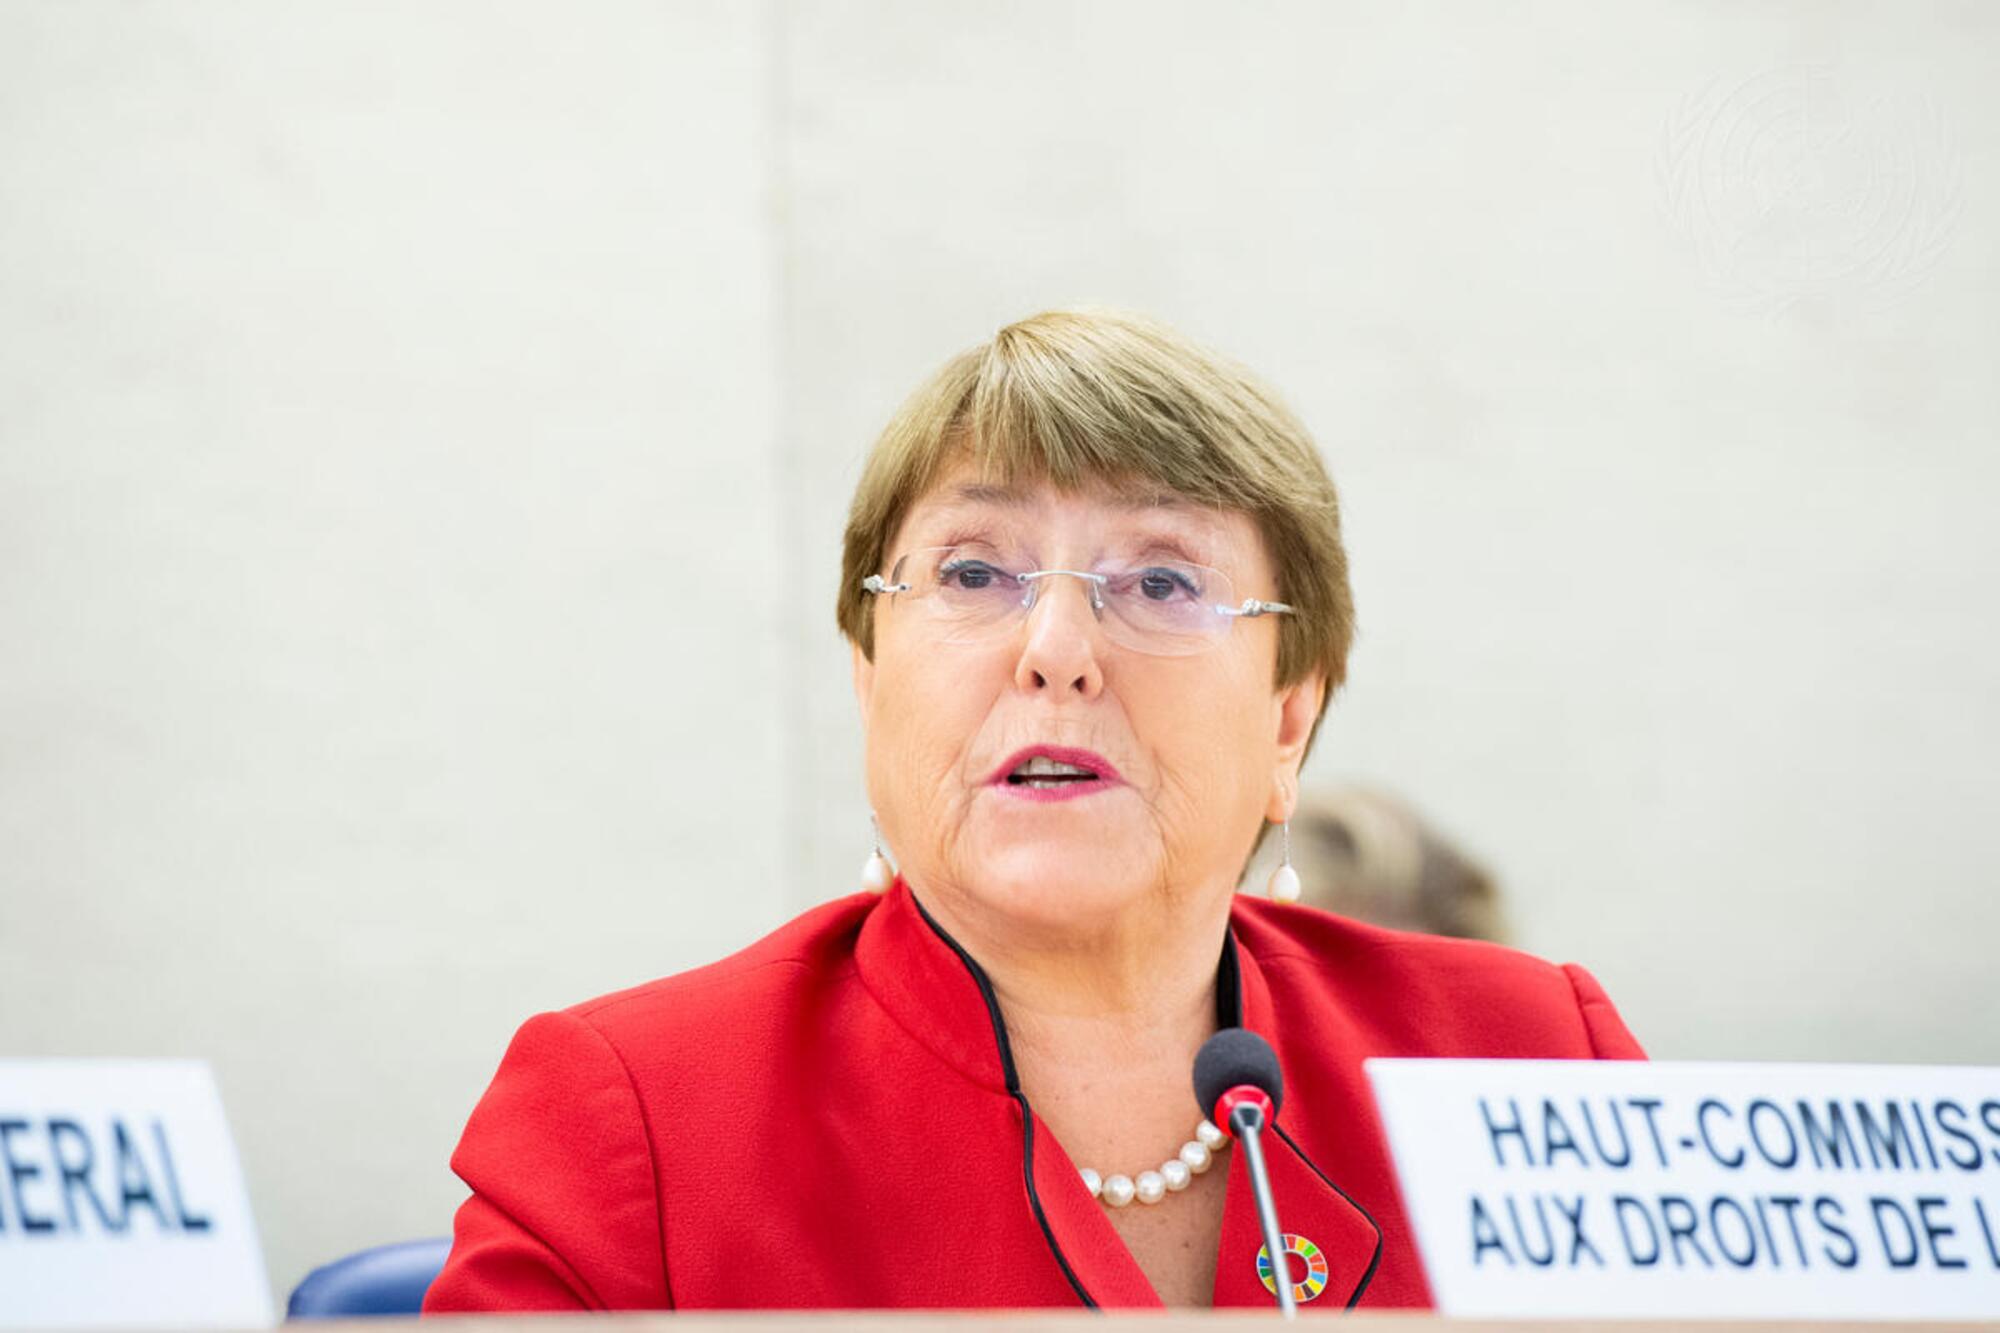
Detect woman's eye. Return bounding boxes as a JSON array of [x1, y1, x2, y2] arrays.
[[942, 562, 999, 590], [1136, 568, 1193, 601]]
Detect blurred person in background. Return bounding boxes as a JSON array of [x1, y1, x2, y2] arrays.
[[1281, 786, 1508, 942], [424, 309, 1641, 1315]]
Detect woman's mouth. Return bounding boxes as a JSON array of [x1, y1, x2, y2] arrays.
[[987, 747, 1125, 802], [1010, 755, 1100, 789]]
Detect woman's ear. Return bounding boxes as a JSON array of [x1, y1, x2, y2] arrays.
[[851, 641, 875, 729], [1266, 670, 1326, 824]]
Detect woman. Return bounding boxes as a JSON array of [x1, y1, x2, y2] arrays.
[[423, 309, 1641, 1313]]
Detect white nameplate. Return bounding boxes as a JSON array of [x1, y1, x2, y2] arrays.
[[1366, 1059, 2000, 1319], [0, 1059, 273, 1328]]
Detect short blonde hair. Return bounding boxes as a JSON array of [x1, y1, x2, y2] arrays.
[[838, 308, 1355, 748]]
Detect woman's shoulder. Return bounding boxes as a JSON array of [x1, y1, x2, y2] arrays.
[[557, 891, 881, 1050], [435, 895, 889, 1312], [1230, 895, 1644, 1058], [1232, 892, 1545, 973]]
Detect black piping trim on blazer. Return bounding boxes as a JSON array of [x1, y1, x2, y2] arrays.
[[910, 892, 1098, 1309], [914, 899, 1332, 1310], [1222, 927, 1384, 1309], [1216, 931, 1245, 1027], [1271, 1123, 1385, 1309]]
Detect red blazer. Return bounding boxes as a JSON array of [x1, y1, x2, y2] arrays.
[[425, 878, 1642, 1313]]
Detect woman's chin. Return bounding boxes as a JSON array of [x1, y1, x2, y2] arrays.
[[953, 836, 1155, 930]]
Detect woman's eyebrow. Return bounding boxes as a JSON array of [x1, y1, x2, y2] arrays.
[[916, 483, 1220, 556], [1121, 532, 1214, 565], [939, 481, 1201, 512], [905, 485, 1032, 529], [944, 483, 1031, 508]]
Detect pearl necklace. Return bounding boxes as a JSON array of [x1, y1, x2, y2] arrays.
[[1079, 1118, 1230, 1207]]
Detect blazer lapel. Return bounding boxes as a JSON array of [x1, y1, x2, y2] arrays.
[[1210, 1123, 1384, 1309], [1213, 924, 1386, 1309], [1024, 1111, 1165, 1308]]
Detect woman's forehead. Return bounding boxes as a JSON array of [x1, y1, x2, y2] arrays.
[[909, 472, 1226, 533], [896, 468, 1271, 579]]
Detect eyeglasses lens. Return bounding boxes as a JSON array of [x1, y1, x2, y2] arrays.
[[887, 547, 1235, 657]]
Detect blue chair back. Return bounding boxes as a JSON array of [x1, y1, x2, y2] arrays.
[[287, 1238, 452, 1318]]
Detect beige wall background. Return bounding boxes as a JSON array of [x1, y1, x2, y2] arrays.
[[3, 0, 1994, 1300]]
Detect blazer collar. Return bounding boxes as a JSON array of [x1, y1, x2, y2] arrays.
[[852, 876, 1018, 1091], [853, 875, 1383, 1309]]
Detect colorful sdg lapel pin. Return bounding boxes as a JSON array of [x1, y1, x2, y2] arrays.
[[1256, 1232, 1329, 1303]]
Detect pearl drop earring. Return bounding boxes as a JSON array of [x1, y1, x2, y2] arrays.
[[861, 812, 895, 894], [1267, 819, 1301, 903]]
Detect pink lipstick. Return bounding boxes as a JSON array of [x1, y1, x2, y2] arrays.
[[986, 746, 1125, 803]]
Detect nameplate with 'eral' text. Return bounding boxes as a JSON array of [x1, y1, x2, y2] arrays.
[[1366, 1059, 2000, 1319], [0, 1059, 273, 1328]]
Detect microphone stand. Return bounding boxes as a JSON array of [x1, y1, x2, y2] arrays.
[[1229, 1099, 1296, 1319]]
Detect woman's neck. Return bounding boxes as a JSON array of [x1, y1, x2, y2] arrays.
[[909, 876, 1234, 1078], [909, 876, 1237, 1307]]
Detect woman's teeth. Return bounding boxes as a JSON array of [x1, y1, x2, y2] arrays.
[[1007, 756, 1098, 787]]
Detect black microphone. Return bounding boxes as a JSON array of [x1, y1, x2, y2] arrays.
[[1194, 1027, 1284, 1123], [1194, 1028, 1295, 1317]]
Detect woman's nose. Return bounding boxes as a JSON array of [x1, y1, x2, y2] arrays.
[[1012, 576, 1106, 699]]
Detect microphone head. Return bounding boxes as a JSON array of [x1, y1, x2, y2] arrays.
[[1193, 1027, 1284, 1122]]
